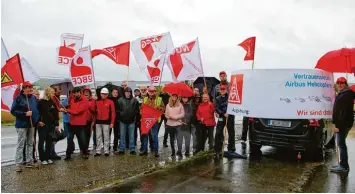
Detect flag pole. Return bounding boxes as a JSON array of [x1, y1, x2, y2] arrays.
[[197, 37, 208, 92], [157, 51, 167, 97], [126, 66, 130, 83]]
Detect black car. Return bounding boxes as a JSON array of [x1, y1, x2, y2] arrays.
[[248, 118, 334, 161]]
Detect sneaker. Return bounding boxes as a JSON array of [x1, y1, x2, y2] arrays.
[[94, 153, 101, 157], [47, 160, 53, 164], [154, 152, 159, 157], [16, 165, 23, 172], [139, 152, 148, 156], [130, 151, 136, 155], [330, 165, 349, 173], [163, 144, 168, 148], [104, 153, 110, 157], [41, 161, 48, 165]]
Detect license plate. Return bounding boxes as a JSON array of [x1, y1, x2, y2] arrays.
[[268, 120, 291, 128]]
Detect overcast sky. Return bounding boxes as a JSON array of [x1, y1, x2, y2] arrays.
[[2, 0, 355, 82]]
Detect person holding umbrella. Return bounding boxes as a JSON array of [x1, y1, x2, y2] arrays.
[[165, 94, 185, 157], [330, 77, 355, 173]]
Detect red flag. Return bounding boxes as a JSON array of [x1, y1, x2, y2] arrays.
[[140, 104, 163, 135], [91, 41, 130, 66], [1, 54, 25, 88], [238, 37, 256, 61]]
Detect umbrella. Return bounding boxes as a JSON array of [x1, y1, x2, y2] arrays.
[[315, 48, 355, 73], [162, 82, 194, 97], [193, 76, 220, 97]]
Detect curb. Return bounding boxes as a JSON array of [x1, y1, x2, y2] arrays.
[[288, 162, 324, 192], [85, 152, 214, 193]]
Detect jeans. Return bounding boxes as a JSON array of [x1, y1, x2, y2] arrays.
[[242, 117, 249, 141], [63, 122, 75, 152], [66, 125, 87, 157], [337, 128, 351, 169], [119, 122, 136, 152], [23, 127, 37, 162], [196, 124, 214, 152], [161, 118, 169, 146], [15, 127, 34, 164], [38, 124, 54, 161], [96, 124, 110, 154], [166, 125, 178, 155], [178, 125, 191, 154], [142, 123, 159, 153]]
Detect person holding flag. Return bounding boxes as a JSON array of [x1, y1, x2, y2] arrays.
[[139, 86, 165, 157], [11, 81, 39, 172], [63, 87, 89, 160]]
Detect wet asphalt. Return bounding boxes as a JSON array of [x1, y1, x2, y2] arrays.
[[1, 124, 355, 192]]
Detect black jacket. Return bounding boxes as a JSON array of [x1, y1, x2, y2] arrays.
[[118, 96, 139, 124], [332, 88, 355, 129], [38, 99, 60, 126], [182, 102, 193, 124], [109, 96, 120, 121]]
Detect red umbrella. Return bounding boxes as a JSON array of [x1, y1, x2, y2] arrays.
[[162, 82, 194, 97], [315, 48, 355, 73]]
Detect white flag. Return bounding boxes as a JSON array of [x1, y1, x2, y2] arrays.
[[168, 38, 204, 81], [57, 33, 84, 66], [131, 32, 174, 70], [144, 53, 166, 86], [70, 46, 95, 87]]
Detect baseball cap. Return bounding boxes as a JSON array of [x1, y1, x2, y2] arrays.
[[336, 77, 347, 83], [219, 71, 226, 76], [220, 85, 227, 90], [101, 88, 109, 94], [22, 81, 33, 88]]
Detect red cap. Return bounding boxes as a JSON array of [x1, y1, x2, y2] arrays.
[[337, 77, 347, 83], [220, 85, 227, 90], [219, 71, 226, 76], [23, 81, 32, 88]]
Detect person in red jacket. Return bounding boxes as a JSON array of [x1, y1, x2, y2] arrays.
[[196, 93, 216, 153], [94, 88, 116, 156], [62, 87, 89, 160], [83, 86, 96, 155]]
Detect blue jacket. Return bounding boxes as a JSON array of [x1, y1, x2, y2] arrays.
[[11, 91, 39, 128], [215, 94, 228, 117], [61, 98, 70, 123]]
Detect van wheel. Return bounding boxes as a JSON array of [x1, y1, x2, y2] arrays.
[[249, 142, 262, 155]]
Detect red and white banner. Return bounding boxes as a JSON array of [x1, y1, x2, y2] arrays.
[[91, 41, 130, 66], [144, 53, 166, 86], [168, 38, 204, 81], [70, 46, 95, 87], [141, 104, 163, 135], [57, 33, 84, 66], [131, 32, 174, 70], [238, 36, 256, 61]]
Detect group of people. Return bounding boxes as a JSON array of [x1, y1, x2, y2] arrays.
[[11, 71, 237, 172]]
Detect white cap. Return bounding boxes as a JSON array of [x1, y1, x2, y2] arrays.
[[101, 88, 109, 94]]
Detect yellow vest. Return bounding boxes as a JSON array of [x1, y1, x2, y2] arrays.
[[143, 97, 163, 122]]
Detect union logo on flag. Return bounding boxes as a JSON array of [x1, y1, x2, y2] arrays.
[[228, 74, 244, 104]]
